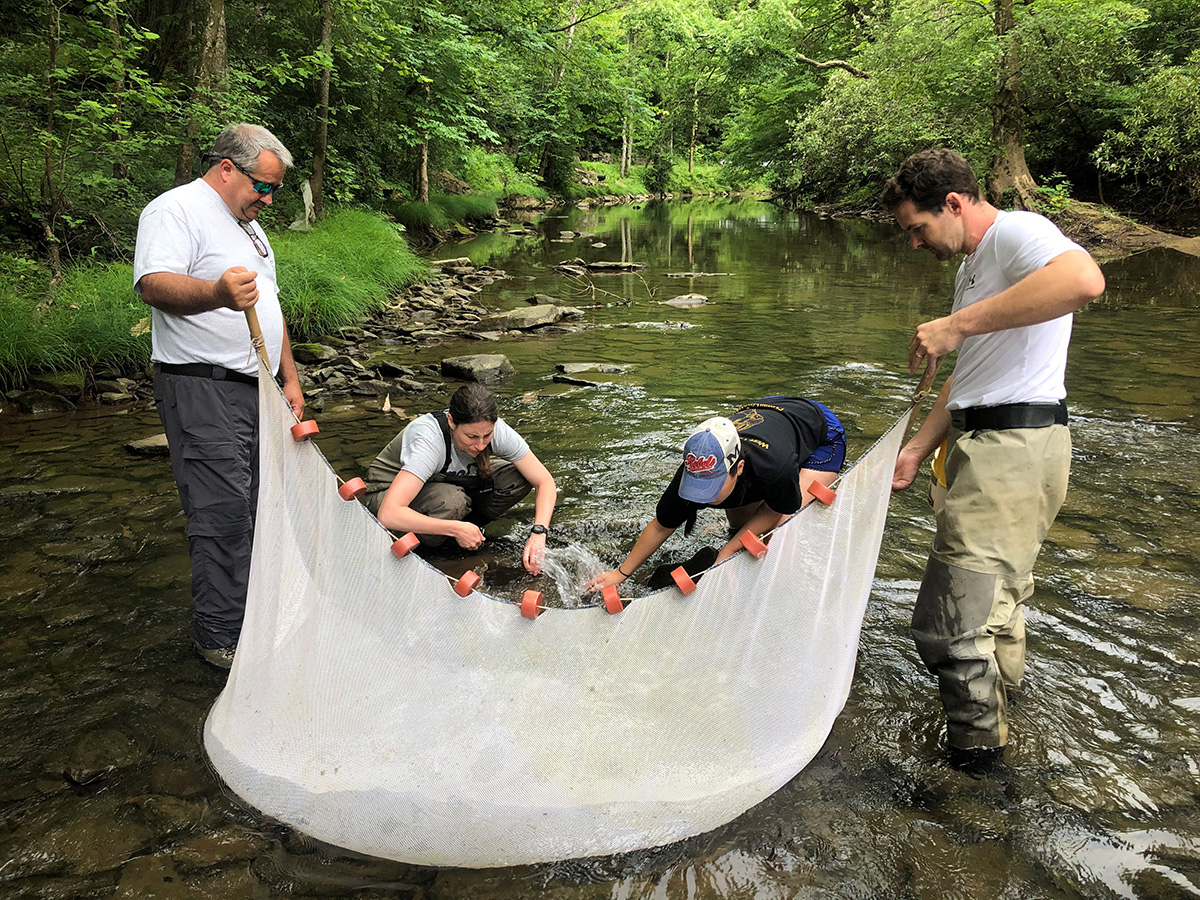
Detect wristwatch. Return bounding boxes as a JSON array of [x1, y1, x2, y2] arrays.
[[529, 524, 549, 536]]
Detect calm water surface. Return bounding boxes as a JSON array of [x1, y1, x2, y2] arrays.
[[1, 200, 1198, 898]]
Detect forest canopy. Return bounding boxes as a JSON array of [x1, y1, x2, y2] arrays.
[[1, 0, 1198, 274]]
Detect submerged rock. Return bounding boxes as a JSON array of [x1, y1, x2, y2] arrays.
[[126, 433, 171, 457], [27, 371, 85, 399], [13, 390, 76, 414], [664, 293, 709, 307], [440, 354, 515, 384], [478, 305, 568, 331]]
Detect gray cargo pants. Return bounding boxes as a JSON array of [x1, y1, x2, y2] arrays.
[[155, 370, 258, 650], [912, 424, 1070, 750]]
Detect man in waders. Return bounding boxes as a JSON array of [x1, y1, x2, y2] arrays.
[[362, 383, 557, 575], [883, 148, 1106, 774]]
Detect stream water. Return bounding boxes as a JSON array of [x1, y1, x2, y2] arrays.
[[1, 199, 1198, 898]]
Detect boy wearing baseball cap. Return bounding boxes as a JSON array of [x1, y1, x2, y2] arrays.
[[587, 396, 845, 592]]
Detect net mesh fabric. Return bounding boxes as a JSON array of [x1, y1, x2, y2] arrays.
[[203, 361, 910, 867]]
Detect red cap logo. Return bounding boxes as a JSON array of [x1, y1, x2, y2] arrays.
[[685, 452, 719, 474]]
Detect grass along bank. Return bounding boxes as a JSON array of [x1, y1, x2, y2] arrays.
[[0, 208, 428, 392]]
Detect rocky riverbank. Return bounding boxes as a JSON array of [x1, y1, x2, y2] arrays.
[[0, 250, 595, 419]]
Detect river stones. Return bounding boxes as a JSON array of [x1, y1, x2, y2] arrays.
[[477, 305, 568, 331], [664, 293, 709, 307], [290, 343, 339, 364], [12, 390, 77, 414], [440, 354, 515, 384]]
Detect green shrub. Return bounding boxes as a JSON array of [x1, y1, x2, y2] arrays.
[[0, 287, 65, 389], [460, 147, 547, 200], [0, 208, 429, 385], [0, 259, 148, 388], [1094, 51, 1200, 222], [382, 191, 501, 233], [436, 193, 499, 223], [52, 262, 151, 372], [274, 208, 427, 337]]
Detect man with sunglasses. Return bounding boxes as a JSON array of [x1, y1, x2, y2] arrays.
[[134, 123, 304, 670]]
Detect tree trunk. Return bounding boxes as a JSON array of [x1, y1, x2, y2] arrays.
[[554, 0, 580, 90], [417, 84, 430, 204], [108, 0, 129, 180], [175, 0, 227, 185], [986, 0, 1038, 209], [310, 0, 333, 219], [689, 81, 699, 175], [418, 136, 429, 203], [620, 115, 629, 179], [42, 0, 62, 280]]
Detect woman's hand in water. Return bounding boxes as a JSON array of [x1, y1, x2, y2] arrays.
[[522, 532, 546, 575], [451, 521, 485, 550], [584, 569, 627, 592]]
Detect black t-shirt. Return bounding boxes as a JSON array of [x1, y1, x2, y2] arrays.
[[656, 397, 826, 529]]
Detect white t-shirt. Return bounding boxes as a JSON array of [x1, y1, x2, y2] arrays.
[[397, 413, 530, 484], [134, 178, 284, 377], [947, 210, 1086, 411]]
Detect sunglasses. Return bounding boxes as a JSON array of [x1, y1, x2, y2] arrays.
[[230, 159, 284, 196]]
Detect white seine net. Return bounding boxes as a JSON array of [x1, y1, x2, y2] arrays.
[[203, 362, 911, 867]]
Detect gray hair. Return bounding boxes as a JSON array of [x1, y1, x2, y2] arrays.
[[205, 123, 294, 171]]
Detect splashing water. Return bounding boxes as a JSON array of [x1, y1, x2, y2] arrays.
[[538, 544, 608, 608]]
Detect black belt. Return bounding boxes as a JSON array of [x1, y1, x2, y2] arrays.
[[157, 362, 257, 386], [951, 401, 1068, 432]]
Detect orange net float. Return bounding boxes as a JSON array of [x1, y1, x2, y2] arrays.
[[291, 419, 320, 441], [808, 480, 837, 506], [454, 570, 481, 597], [738, 531, 768, 559], [338, 477, 367, 501], [602, 584, 625, 615], [390, 532, 420, 559], [520, 590, 544, 620], [671, 566, 697, 595]]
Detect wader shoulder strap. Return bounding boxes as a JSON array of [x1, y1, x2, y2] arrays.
[[434, 411, 454, 475]]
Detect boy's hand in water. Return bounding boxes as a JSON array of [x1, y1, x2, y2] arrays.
[[584, 570, 626, 592]]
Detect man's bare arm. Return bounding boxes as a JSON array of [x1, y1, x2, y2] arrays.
[[909, 250, 1105, 367], [139, 267, 260, 315]]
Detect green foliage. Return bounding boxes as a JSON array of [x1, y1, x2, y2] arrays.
[[273, 208, 427, 338], [575, 161, 648, 198], [52, 263, 151, 371], [0, 209, 428, 385], [0, 0, 1197, 319], [1030, 173, 1077, 217], [0, 0, 178, 265], [382, 191, 499, 232], [459, 147, 546, 199], [643, 153, 674, 196], [1093, 50, 1200, 222], [0, 259, 147, 388], [774, 1, 995, 206]]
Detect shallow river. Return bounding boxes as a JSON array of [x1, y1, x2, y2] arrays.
[[2, 200, 1199, 898]]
